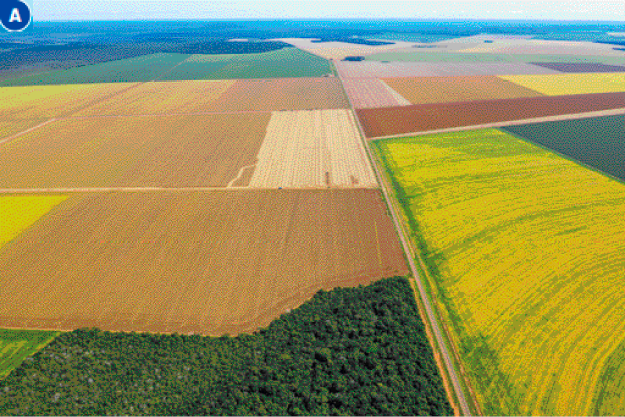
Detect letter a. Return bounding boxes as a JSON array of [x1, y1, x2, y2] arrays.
[[9, 8, 22, 23]]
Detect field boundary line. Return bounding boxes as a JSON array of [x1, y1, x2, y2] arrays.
[[0, 186, 379, 194], [333, 61, 474, 416], [226, 163, 257, 188], [0, 118, 57, 146], [367, 107, 625, 140], [62, 110, 276, 120]]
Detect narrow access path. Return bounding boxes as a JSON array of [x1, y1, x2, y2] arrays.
[[335, 62, 474, 416], [0, 185, 379, 194], [369, 107, 625, 141], [0, 118, 57, 145]]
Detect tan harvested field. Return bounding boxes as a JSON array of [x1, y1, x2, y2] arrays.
[[75, 78, 347, 115], [0, 114, 270, 188], [250, 110, 377, 188], [275, 37, 419, 60], [208, 77, 349, 111], [342, 78, 411, 108], [0, 190, 408, 335], [74, 80, 236, 116], [383, 75, 544, 104], [0, 119, 49, 141], [0, 83, 136, 120]]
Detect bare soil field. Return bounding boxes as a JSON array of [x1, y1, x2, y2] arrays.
[[530, 62, 625, 73], [76, 78, 347, 115], [0, 190, 408, 335], [382, 75, 543, 105], [250, 110, 377, 188], [336, 61, 557, 78], [74, 80, 236, 116], [342, 77, 410, 108], [0, 114, 270, 188], [0, 119, 48, 142], [208, 77, 349, 111], [357, 92, 625, 138]]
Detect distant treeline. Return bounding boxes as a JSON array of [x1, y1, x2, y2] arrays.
[[0, 277, 452, 416]]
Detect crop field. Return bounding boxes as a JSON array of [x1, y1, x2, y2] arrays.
[[0, 83, 136, 120], [0, 114, 271, 188], [249, 110, 377, 188], [500, 72, 625, 95], [503, 114, 625, 182], [357, 92, 625, 138], [364, 50, 625, 65], [0, 194, 69, 249], [372, 128, 625, 415], [158, 48, 334, 80], [0, 329, 58, 378], [74, 80, 236, 116], [207, 77, 348, 111], [342, 78, 410, 108], [530, 62, 625, 73], [276, 37, 419, 61], [335, 60, 556, 78], [0, 119, 48, 141], [0, 190, 408, 336], [0, 54, 190, 86], [382, 75, 543, 105]]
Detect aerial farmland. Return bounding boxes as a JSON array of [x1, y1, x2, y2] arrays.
[[1, 16, 625, 417]]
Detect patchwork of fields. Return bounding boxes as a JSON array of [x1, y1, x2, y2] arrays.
[[0, 190, 407, 335], [372, 129, 625, 415]]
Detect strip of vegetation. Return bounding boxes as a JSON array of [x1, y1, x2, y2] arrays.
[[0, 330, 59, 380], [0, 277, 452, 416]]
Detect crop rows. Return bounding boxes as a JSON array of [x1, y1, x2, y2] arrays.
[[340, 77, 409, 108]]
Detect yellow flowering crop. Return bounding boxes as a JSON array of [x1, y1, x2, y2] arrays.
[[499, 72, 625, 95]]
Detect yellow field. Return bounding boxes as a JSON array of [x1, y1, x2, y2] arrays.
[[74, 80, 236, 116], [373, 129, 625, 415], [500, 72, 625, 95], [0, 194, 68, 249], [0, 83, 136, 120]]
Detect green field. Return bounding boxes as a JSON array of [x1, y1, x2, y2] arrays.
[[372, 129, 625, 415], [0, 329, 58, 379], [159, 47, 334, 80], [503, 115, 625, 183], [0, 53, 190, 86], [365, 51, 625, 64]]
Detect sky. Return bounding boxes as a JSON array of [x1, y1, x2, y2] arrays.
[[37, 0, 625, 21]]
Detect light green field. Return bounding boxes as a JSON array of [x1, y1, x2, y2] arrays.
[[159, 47, 334, 80], [0, 329, 59, 378], [372, 128, 625, 415], [365, 51, 625, 65]]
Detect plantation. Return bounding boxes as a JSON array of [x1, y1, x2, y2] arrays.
[[503, 114, 625, 182], [0, 54, 190, 86], [0, 194, 68, 249], [0, 277, 452, 416], [0, 329, 58, 379], [158, 48, 334, 80], [372, 128, 625, 415]]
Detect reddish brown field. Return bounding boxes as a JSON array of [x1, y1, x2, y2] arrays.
[[0, 113, 270, 188], [0, 189, 408, 336], [382, 75, 544, 105], [209, 77, 349, 111], [530, 62, 625, 73], [357, 92, 625, 138]]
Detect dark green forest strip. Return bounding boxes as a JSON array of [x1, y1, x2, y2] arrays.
[[0, 277, 452, 416], [0, 329, 59, 379], [503, 115, 625, 183]]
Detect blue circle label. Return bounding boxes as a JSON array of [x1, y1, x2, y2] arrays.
[[1, 0, 31, 32]]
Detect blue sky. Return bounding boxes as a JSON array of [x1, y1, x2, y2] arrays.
[[37, 1, 625, 21]]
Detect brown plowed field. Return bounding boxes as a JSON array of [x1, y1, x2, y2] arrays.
[[530, 62, 625, 73], [0, 114, 270, 188], [76, 78, 347, 115], [357, 92, 625, 138], [0, 190, 408, 336], [209, 77, 349, 111], [382, 75, 544, 105]]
